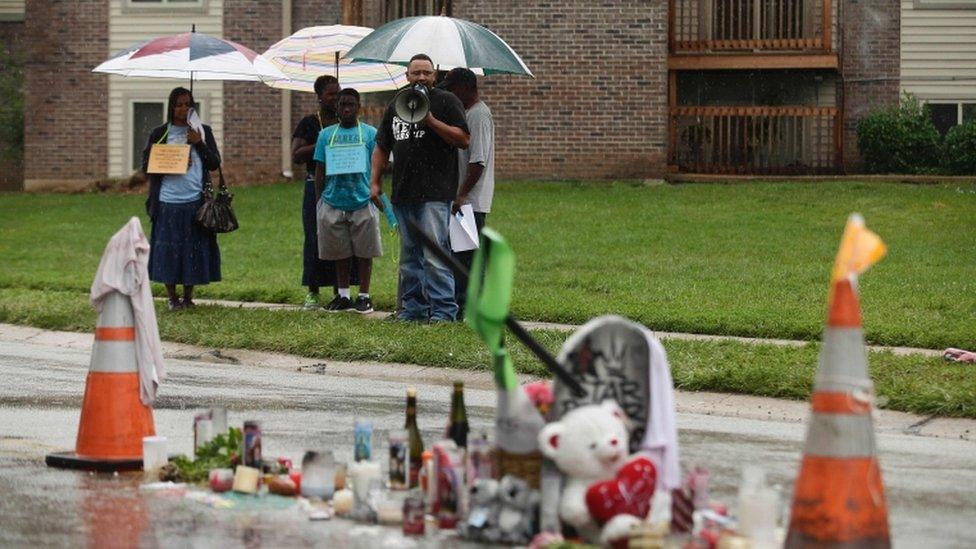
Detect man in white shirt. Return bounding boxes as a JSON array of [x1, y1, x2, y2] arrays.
[[441, 67, 496, 317]]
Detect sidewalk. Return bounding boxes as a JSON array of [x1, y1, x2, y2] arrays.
[[3, 322, 971, 442], [188, 298, 944, 358]]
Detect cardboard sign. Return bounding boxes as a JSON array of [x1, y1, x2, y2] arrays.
[[551, 316, 653, 454], [325, 144, 368, 176], [147, 144, 190, 175]]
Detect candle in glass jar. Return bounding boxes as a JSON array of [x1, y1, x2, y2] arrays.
[[349, 460, 382, 505], [300, 450, 336, 499]]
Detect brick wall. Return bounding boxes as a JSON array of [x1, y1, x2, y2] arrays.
[[289, 0, 341, 179], [223, 0, 346, 184], [23, 0, 108, 189], [452, 1, 669, 180], [222, 0, 285, 183], [840, 0, 900, 172]]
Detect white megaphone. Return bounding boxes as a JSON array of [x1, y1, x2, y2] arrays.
[[394, 84, 430, 124]]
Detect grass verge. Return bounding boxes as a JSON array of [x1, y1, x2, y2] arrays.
[[1, 181, 975, 349], [2, 288, 971, 419]]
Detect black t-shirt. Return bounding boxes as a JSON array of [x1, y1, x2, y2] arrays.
[[376, 87, 469, 203], [293, 114, 324, 179]]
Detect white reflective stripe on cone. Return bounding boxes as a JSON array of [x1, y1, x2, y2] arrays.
[[96, 292, 135, 328], [89, 340, 138, 373], [803, 413, 878, 458], [89, 292, 138, 374], [815, 327, 873, 394]]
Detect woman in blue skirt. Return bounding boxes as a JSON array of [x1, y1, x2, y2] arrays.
[[291, 75, 358, 309], [142, 87, 222, 310]]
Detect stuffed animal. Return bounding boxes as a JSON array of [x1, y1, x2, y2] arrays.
[[497, 474, 540, 544], [458, 478, 502, 542], [539, 400, 658, 546]]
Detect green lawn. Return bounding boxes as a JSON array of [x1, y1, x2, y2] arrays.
[[1, 287, 971, 418], [1, 180, 973, 349]]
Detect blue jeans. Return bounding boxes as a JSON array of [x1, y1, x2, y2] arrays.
[[394, 201, 458, 321]]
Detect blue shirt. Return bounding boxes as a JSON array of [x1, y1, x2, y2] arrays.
[[313, 122, 377, 211], [159, 124, 204, 204]]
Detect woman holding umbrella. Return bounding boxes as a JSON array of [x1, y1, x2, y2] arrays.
[[142, 87, 222, 310]]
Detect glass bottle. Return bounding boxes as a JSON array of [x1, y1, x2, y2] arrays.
[[405, 387, 424, 488], [445, 381, 469, 449]]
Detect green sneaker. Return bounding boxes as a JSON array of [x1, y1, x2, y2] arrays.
[[302, 292, 321, 310]]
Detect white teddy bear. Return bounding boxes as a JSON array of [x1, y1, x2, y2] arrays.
[[539, 400, 656, 546]]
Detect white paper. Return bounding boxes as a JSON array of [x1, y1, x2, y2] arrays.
[[187, 108, 205, 136], [449, 204, 480, 252]]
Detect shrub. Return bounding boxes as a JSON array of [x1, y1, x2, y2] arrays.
[[857, 93, 942, 174], [0, 45, 23, 164], [943, 120, 976, 175]]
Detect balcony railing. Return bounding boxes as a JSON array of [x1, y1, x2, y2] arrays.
[[669, 106, 841, 174], [670, 0, 832, 53]]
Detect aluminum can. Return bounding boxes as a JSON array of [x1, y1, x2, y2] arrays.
[[402, 492, 426, 536], [243, 420, 262, 467]]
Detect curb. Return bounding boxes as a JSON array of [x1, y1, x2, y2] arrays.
[[187, 298, 943, 358], [2, 323, 971, 442]]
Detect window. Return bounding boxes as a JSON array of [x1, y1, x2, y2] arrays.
[[125, 0, 205, 12], [929, 103, 958, 136], [132, 102, 165, 171], [385, 0, 450, 21], [926, 102, 976, 135], [963, 104, 976, 124]]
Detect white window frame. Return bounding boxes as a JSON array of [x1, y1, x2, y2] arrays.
[[123, 0, 208, 15], [126, 95, 208, 173]]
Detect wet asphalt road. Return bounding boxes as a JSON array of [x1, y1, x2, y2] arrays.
[[0, 339, 974, 548]]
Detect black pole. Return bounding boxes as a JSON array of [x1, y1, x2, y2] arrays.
[[190, 25, 196, 93], [404, 218, 586, 397]]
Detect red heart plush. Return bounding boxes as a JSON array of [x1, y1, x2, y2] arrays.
[[585, 456, 657, 525]]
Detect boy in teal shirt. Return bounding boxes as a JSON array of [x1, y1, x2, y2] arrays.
[[314, 88, 381, 313]]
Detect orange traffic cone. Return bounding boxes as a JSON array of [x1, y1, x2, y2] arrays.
[[785, 214, 889, 548], [46, 291, 156, 471]]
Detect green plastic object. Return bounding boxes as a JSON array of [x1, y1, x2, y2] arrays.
[[465, 227, 518, 391]]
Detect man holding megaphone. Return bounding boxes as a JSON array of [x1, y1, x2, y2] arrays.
[[371, 53, 470, 322]]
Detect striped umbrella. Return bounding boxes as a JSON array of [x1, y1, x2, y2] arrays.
[[93, 31, 286, 84], [262, 25, 408, 94], [344, 16, 533, 77]]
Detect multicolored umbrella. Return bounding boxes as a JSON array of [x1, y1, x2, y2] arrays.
[[344, 16, 533, 77], [262, 25, 408, 93], [93, 32, 286, 83]]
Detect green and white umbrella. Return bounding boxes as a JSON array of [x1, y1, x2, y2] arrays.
[[343, 16, 533, 77]]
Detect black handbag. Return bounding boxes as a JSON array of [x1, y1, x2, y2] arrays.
[[196, 167, 239, 233]]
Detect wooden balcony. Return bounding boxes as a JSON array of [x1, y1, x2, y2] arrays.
[[669, 0, 837, 70], [669, 106, 841, 174]]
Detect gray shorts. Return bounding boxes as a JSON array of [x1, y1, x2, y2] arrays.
[[316, 201, 383, 260]]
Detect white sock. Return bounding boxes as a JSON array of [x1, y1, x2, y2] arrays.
[[359, 293, 370, 299], [338, 288, 351, 298]]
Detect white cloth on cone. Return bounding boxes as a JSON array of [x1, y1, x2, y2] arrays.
[[638, 329, 681, 491], [90, 217, 165, 405]]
